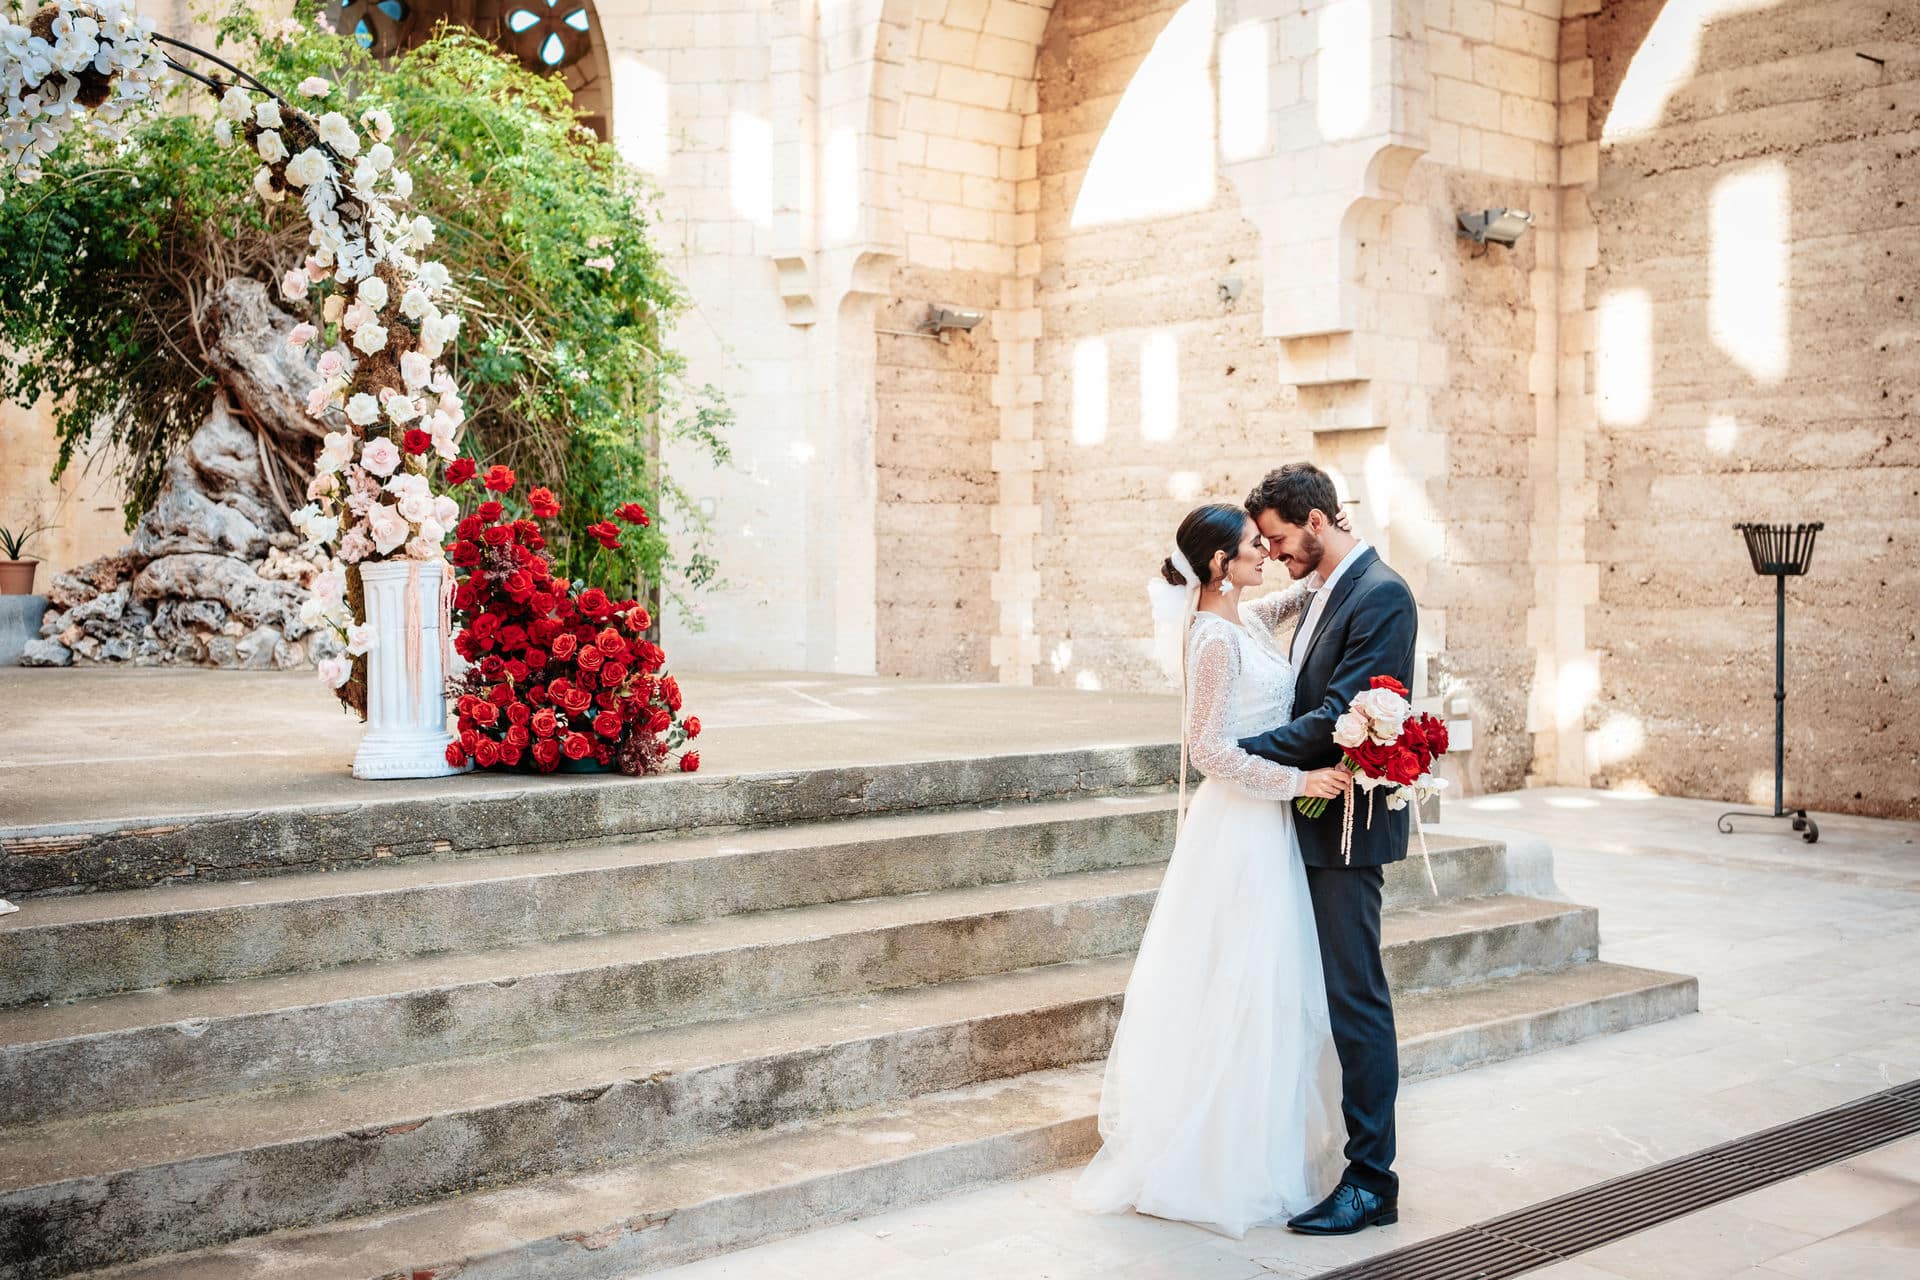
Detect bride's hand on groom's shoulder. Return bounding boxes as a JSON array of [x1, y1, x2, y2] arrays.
[[1300, 766, 1354, 800]]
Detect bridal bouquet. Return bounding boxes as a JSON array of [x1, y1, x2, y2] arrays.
[[1296, 675, 1449, 876]]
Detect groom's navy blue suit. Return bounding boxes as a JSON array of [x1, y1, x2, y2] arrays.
[[1239, 546, 1415, 1199]]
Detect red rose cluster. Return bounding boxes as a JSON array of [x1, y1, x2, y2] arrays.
[[440, 468, 700, 775], [1342, 675, 1447, 787]]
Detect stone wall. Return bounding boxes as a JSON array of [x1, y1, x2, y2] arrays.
[[1029, 0, 1306, 693], [874, 268, 1000, 680], [1574, 0, 1920, 817]]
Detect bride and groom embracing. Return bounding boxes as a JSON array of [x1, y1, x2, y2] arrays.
[[1075, 461, 1416, 1239]]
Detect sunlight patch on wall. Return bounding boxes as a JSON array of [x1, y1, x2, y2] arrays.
[[1075, 670, 1104, 692], [612, 54, 669, 175], [1070, 0, 1216, 229], [1595, 289, 1653, 426], [1602, 0, 1782, 143], [1218, 20, 1269, 162], [1359, 442, 1441, 563], [823, 127, 860, 242], [1167, 470, 1203, 501], [1139, 330, 1180, 442], [1555, 657, 1598, 731], [1072, 337, 1110, 445], [1586, 712, 1646, 770], [729, 111, 774, 227], [1710, 163, 1790, 383], [1706, 413, 1741, 455], [1050, 642, 1073, 674], [1315, 0, 1372, 143]]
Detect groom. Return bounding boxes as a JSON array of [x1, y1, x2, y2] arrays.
[[1239, 462, 1417, 1235]]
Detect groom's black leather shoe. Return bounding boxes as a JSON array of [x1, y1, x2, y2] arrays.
[[1285, 1182, 1398, 1235]]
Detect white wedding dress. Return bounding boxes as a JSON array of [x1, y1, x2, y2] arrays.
[[1074, 586, 1344, 1238]]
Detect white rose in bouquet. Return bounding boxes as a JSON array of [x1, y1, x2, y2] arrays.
[[1332, 710, 1369, 749]]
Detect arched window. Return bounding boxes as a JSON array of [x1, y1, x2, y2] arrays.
[[332, 0, 611, 138]]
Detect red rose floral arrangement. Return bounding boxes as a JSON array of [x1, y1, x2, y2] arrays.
[[443, 468, 701, 775]]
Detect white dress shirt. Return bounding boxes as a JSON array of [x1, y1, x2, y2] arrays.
[[1289, 539, 1370, 667]]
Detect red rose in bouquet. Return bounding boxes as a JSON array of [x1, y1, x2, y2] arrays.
[[447, 473, 700, 775]]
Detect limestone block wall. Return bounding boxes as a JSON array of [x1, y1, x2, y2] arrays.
[[1027, 0, 1306, 693], [873, 267, 1000, 680], [1574, 0, 1920, 817], [600, 0, 825, 669], [1394, 0, 1566, 792]]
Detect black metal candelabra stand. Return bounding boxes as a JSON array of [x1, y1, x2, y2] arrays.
[[1717, 522, 1822, 844]]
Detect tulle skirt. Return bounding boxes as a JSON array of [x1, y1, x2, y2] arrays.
[[1074, 777, 1344, 1237]]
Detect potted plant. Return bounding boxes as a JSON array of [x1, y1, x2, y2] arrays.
[[0, 523, 53, 595]]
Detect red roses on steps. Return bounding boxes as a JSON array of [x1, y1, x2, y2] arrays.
[[442, 477, 697, 775]]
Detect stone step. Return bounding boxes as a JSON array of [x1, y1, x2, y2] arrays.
[[0, 744, 1183, 897], [0, 795, 1508, 1006], [0, 868, 1158, 1125], [0, 795, 1176, 1006], [64, 963, 1697, 1280], [2, 887, 1586, 1126], [0, 959, 1131, 1278]]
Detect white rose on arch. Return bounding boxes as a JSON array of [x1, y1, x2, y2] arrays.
[[315, 110, 359, 157]]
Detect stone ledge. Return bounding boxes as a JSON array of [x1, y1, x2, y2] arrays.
[[0, 744, 1181, 898]]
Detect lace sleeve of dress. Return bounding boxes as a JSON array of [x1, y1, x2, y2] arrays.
[[1243, 581, 1311, 632], [1184, 621, 1304, 801]]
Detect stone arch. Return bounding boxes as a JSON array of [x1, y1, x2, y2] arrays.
[[329, 0, 614, 137]]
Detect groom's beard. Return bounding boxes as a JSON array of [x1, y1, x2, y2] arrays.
[[1287, 530, 1324, 579]]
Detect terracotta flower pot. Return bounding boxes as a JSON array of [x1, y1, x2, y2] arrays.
[[0, 561, 38, 596]]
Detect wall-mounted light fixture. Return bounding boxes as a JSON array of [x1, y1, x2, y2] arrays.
[[923, 305, 985, 342], [1456, 207, 1533, 248]]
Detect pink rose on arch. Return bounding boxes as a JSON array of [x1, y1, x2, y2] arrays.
[[315, 350, 346, 379], [288, 323, 318, 350], [367, 503, 410, 554], [280, 268, 309, 302], [305, 383, 333, 416], [360, 437, 402, 477]]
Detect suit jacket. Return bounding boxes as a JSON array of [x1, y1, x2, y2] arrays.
[[1238, 547, 1418, 869]]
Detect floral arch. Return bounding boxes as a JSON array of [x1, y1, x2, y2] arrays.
[[331, 0, 611, 137]]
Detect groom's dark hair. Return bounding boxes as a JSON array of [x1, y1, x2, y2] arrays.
[[1245, 463, 1352, 533]]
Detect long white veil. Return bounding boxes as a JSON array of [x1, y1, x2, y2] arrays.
[[1147, 549, 1201, 833]]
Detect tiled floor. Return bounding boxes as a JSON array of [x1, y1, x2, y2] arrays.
[[647, 788, 1920, 1280]]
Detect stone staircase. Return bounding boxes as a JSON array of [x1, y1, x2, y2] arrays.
[[0, 756, 1695, 1279]]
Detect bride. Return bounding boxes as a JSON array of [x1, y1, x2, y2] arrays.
[[1074, 502, 1351, 1238]]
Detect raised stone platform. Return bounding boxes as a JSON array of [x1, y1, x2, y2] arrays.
[[0, 670, 1696, 1278]]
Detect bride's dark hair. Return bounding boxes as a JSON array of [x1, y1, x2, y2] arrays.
[[1161, 503, 1250, 588]]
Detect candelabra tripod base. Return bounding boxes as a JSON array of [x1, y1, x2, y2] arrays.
[[1717, 808, 1819, 844]]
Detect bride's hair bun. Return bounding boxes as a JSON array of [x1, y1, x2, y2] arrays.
[[1167, 503, 1251, 588]]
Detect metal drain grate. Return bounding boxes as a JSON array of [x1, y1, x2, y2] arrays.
[[1319, 1078, 1920, 1279]]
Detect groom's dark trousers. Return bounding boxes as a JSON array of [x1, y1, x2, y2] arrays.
[[1240, 546, 1416, 1199], [1304, 864, 1397, 1197]]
